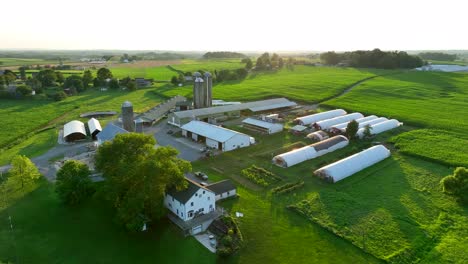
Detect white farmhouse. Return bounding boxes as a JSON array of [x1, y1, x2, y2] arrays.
[[181, 121, 254, 152], [165, 179, 216, 222]]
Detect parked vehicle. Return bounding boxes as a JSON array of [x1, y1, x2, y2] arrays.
[[195, 171, 209, 180]]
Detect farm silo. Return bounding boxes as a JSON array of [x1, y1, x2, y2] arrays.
[[204, 72, 213, 107], [121, 101, 135, 132], [193, 72, 205, 109]]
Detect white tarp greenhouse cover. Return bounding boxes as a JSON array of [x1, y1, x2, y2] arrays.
[[295, 109, 346, 126], [315, 113, 364, 130]]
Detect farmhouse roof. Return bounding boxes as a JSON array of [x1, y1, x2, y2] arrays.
[[167, 178, 212, 204], [206, 180, 236, 195], [172, 98, 296, 119]]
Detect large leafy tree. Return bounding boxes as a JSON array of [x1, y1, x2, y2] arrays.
[[82, 70, 93, 88], [95, 133, 190, 231], [97, 68, 112, 81], [36, 69, 57, 87], [441, 167, 468, 204], [56, 160, 94, 205], [64, 75, 84, 92], [9, 155, 41, 188]]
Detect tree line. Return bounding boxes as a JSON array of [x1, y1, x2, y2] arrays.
[[320, 49, 424, 69], [418, 52, 457, 62], [202, 51, 247, 59]]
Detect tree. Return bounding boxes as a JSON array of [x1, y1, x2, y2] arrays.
[[19, 67, 27, 80], [97, 68, 112, 81], [55, 160, 94, 205], [64, 75, 84, 92], [9, 155, 41, 188], [95, 133, 190, 231], [56, 71, 65, 84], [171, 76, 178, 86], [36, 69, 57, 87], [2, 70, 17, 84], [320, 51, 341, 65], [346, 120, 359, 139], [241, 58, 253, 70], [441, 167, 468, 204], [16, 85, 33, 96], [362, 124, 373, 139], [26, 77, 42, 93], [109, 78, 119, 90], [54, 91, 67, 101], [127, 80, 137, 91], [82, 70, 93, 88]]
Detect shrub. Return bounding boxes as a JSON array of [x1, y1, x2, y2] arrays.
[[441, 167, 468, 204], [272, 181, 305, 195], [54, 91, 67, 101], [240, 165, 281, 186]]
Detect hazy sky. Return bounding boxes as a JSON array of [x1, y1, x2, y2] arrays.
[[1, 0, 467, 51]]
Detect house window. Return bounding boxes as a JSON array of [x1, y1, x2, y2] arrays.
[[169, 203, 172, 208], [188, 211, 194, 217], [209, 204, 213, 209], [177, 209, 179, 215], [195, 193, 198, 197], [172, 197, 174, 202], [227, 191, 230, 195], [207, 196, 210, 200], [191, 202, 194, 207], [200, 208, 204, 212], [203, 191, 205, 194], [181, 212, 183, 217]]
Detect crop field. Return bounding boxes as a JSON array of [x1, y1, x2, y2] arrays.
[[390, 129, 468, 167], [160, 66, 386, 102], [0, 58, 60, 67], [324, 71, 468, 134], [109, 66, 177, 81], [171, 59, 245, 72]]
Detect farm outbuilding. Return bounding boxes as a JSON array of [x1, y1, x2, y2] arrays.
[[331, 115, 378, 130], [273, 135, 349, 168], [168, 98, 296, 127], [314, 145, 391, 183], [357, 119, 402, 138], [181, 121, 254, 152], [87, 118, 102, 139], [332, 117, 388, 133], [97, 123, 128, 145], [290, 125, 308, 135], [295, 109, 347, 126], [63, 120, 87, 142], [306, 130, 329, 141], [242, 118, 283, 134], [206, 180, 237, 201], [313, 113, 364, 131]]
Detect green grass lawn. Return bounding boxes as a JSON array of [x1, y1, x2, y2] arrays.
[[0, 58, 60, 67], [0, 179, 215, 264], [323, 71, 468, 134], [172, 59, 245, 72], [390, 129, 468, 167], [160, 66, 387, 102], [109, 66, 177, 81]]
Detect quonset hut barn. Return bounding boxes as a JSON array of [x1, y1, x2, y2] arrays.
[[63, 120, 87, 142], [331, 115, 378, 131], [314, 145, 391, 183], [295, 109, 347, 126], [356, 119, 402, 138], [273, 135, 349, 168], [313, 113, 364, 131], [306, 130, 329, 141], [87, 118, 102, 139]]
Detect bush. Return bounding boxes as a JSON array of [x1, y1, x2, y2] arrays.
[[56, 160, 94, 205], [240, 165, 281, 186], [272, 181, 305, 195], [217, 247, 233, 257], [54, 91, 67, 101], [441, 167, 468, 204]]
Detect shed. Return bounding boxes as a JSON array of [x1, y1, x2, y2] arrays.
[[87, 118, 102, 139], [273, 136, 349, 168], [357, 119, 402, 138], [181, 121, 253, 152], [242, 118, 284, 134], [290, 125, 308, 135], [63, 120, 87, 142], [313, 113, 364, 131], [97, 123, 128, 145], [206, 180, 237, 201], [306, 130, 329, 141], [314, 145, 391, 183], [295, 109, 347, 126]]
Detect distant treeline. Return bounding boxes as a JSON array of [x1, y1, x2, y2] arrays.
[[320, 49, 424, 69], [418, 52, 457, 61], [203, 51, 247, 59]]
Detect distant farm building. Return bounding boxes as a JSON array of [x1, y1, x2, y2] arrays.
[[138, 95, 187, 125], [175, 100, 193, 111], [168, 98, 297, 127], [242, 118, 283, 134], [295, 109, 347, 126], [273, 136, 349, 168], [290, 125, 308, 135], [181, 121, 254, 152], [97, 123, 128, 145], [134, 78, 153, 88], [63, 120, 87, 142], [87, 118, 102, 139], [306, 130, 329, 141], [314, 145, 391, 183]]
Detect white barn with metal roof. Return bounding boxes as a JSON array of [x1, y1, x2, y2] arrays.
[[295, 109, 347, 126], [242, 118, 283, 134], [181, 121, 254, 152], [314, 145, 391, 183], [63, 120, 87, 142]]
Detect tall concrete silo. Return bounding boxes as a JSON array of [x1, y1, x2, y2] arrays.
[[193, 72, 205, 109], [204, 72, 212, 107], [121, 101, 135, 132]]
